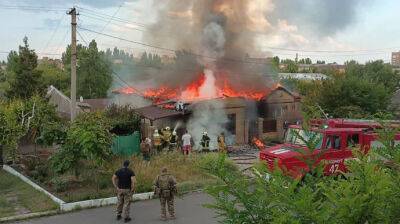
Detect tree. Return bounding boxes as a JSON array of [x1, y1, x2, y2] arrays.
[[105, 104, 141, 135], [6, 37, 43, 99], [298, 60, 398, 118], [62, 40, 112, 99], [285, 60, 298, 73], [298, 58, 312, 64], [51, 112, 113, 178], [0, 99, 27, 162], [36, 61, 69, 94]]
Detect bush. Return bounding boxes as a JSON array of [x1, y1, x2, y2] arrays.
[[98, 175, 111, 190], [51, 112, 113, 178], [202, 149, 400, 223], [105, 104, 140, 135], [50, 177, 68, 193]]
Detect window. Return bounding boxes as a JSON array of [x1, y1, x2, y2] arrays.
[[226, 114, 236, 134], [347, 134, 359, 148], [326, 135, 341, 150], [263, 119, 277, 132], [285, 128, 323, 148]]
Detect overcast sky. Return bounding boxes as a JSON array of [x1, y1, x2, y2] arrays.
[[0, 0, 399, 64]]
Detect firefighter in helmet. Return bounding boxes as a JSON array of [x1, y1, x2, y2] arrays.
[[162, 126, 172, 150], [217, 132, 227, 153], [169, 131, 178, 152], [200, 131, 211, 152], [153, 129, 162, 155]]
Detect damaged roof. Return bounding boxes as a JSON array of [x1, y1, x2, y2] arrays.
[[134, 105, 185, 121]]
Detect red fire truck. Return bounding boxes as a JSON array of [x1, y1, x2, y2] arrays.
[[259, 121, 400, 179]]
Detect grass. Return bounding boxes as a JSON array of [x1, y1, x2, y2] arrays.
[[54, 152, 223, 202], [0, 170, 58, 218]]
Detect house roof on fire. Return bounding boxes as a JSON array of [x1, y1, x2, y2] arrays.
[[134, 105, 185, 121]]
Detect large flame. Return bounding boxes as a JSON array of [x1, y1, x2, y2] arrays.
[[114, 70, 270, 102]]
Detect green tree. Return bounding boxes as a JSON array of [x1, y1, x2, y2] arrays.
[[36, 61, 69, 94], [298, 60, 397, 118], [63, 40, 112, 99], [51, 112, 113, 178], [6, 37, 43, 99], [285, 60, 298, 73], [0, 99, 27, 162]]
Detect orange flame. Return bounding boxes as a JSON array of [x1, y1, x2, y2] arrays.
[[114, 71, 273, 102], [252, 137, 265, 149]]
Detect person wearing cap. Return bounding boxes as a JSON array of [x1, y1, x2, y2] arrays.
[[112, 160, 136, 223], [200, 131, 211, 152], [154, 167, 177, 221]]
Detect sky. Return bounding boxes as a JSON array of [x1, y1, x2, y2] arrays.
[[0, 0, 400, 64]]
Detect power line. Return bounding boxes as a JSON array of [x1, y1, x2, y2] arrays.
[[75, 6, 399, 55], [42, 14, 66, 53], [0, 5, 65, 12], [0, 51, 61, 55], [79, 14, 145, 32], [78, 26, 283, 65], [95, 4, 123, 39], [76, 6, 146, 28], [77, 30, 89, 45]]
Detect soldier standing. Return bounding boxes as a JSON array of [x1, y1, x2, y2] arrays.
[[112, 160, 136, 223], [154, 167, 177, 221]]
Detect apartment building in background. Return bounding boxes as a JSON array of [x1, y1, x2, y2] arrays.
[[392, 51, 400, 67]]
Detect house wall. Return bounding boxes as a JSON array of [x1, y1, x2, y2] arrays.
[[259, 88, 302, 139]]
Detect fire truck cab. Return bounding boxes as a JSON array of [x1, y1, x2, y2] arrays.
[[259, 125, 399, 179]]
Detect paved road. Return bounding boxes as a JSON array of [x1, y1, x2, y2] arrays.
[[14, 192, 218, 224]]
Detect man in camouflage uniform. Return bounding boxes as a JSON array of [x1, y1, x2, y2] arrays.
[[154, 167, 177, 221], [112, 160, 136, 223]]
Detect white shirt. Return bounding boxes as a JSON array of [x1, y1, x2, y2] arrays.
[[182, 133, 191, 146]]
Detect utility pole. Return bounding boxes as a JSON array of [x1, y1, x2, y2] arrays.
[[68, 7, 77, 121]]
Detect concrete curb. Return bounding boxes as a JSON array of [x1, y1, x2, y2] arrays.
[[0, 210, 59, 223], [2, 165, 65, 205], [2, 165, 155, 221], [60, 192, 154, 212]]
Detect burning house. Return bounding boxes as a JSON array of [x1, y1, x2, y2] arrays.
[[111, 1, 303, 148]]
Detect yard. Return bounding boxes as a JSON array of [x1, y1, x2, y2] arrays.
[[17, 152, 223, 203], [0, 170, 58, 218]]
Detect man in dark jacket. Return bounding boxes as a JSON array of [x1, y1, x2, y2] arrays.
[[154, 167, 177, 221], [112, 160, 136, 223]]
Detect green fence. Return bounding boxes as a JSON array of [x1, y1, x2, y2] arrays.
[[112, 131, 140, 156]]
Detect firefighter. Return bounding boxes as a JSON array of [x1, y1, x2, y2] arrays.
[[217, 132, 227, 153], [169, 131, 178, 152], [162, 126, 172, 150], [200, 132, 211, 152], [153, 129, 163, 155]]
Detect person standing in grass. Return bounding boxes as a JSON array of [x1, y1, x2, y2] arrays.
[[112, 160, 136, 223], [140, 138, 151, 161], [181, 130, 192, 155]]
